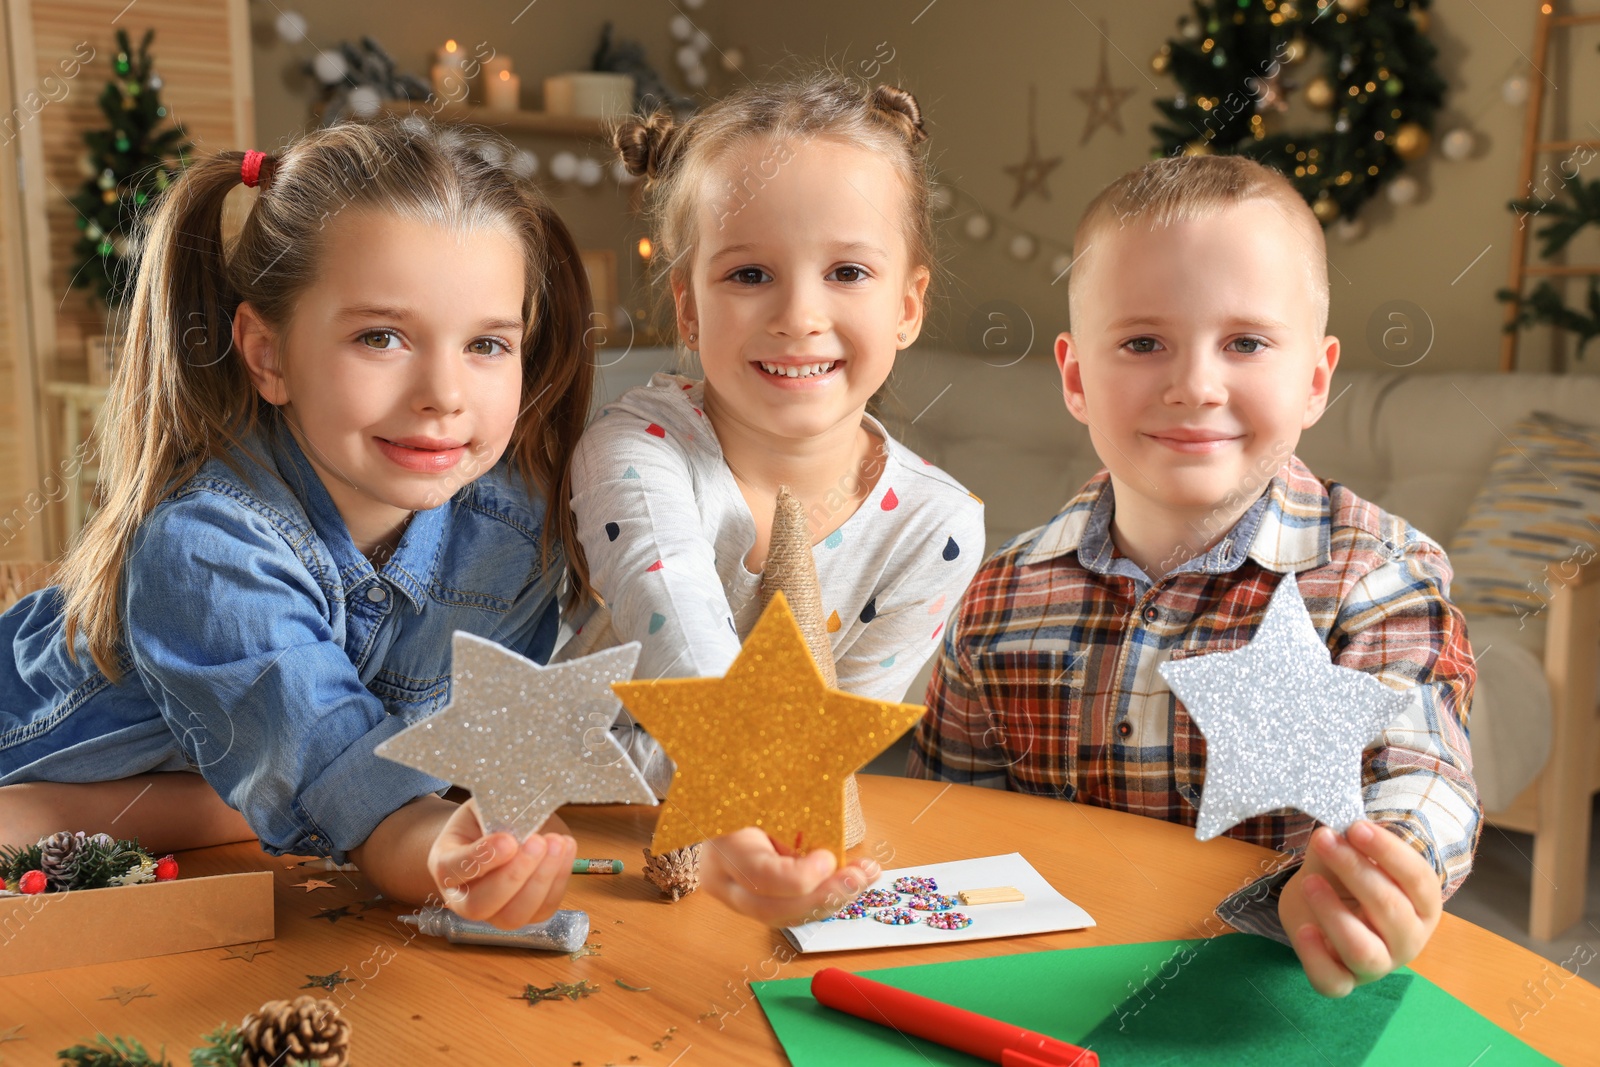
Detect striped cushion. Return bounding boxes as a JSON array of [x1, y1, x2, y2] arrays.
[[1446, 411, 1600, 619]]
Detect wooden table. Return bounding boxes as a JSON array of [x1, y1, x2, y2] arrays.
[[3, 777, 1595, 1065]]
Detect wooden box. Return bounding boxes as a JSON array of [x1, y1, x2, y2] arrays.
[[0, 870, 273, 976]]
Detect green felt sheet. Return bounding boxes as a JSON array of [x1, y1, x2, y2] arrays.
[[752, 935, 1555, 1066]]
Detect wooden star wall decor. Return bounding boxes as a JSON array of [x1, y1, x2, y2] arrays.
[[1075, 25, 1137, 145], [611, 593, 925, 864], [1004, 84, 1063, 210]]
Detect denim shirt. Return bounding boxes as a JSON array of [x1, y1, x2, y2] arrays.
[[0, 426, 561, 862]]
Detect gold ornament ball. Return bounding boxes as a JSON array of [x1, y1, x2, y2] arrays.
[[1283, 37, 1308, 64], [1151, 48, 1172, 74], [1304, 75, 1334, 110], [1183, 140, 1215, 156], [1336, 0, 1368, 11], [101, 189, 118, 204], [1412, 9, 1430, 33], [1311, 196, 1340, 224], [1393, 122, 1430, 161]]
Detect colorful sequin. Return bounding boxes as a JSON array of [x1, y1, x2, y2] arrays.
[[924, 911, 972, 931], [871, 907, 920, 926], [858, 888, 901, 908], [892, 876, 938, 894], [907, 893, 958, 912]]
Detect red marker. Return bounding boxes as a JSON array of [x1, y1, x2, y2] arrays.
[[811, 967, 1099, 1067]]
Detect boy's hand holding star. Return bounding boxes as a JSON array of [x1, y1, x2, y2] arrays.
[[1279, 819, 1443, 996]]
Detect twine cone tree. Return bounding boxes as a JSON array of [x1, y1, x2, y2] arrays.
[[760, 486, 866, 848]]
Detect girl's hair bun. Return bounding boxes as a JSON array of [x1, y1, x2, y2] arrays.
[[615, 110, 684, 180], [869, 85, 928, 146]]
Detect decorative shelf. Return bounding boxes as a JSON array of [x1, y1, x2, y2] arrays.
[[368, 101, 610, 138]]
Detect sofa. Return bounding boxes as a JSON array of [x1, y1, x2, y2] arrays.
[[595, 345, 1600, 940]]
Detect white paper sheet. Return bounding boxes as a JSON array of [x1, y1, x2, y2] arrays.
[[781, 852, 1095, 954]]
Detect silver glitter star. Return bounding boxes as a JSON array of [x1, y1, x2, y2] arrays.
[[1158, 573, 1412, 840], [375, 636, 656, 838]]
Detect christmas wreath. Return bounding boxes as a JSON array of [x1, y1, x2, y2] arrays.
[[0, 831, 176, 894], [1150, 0, 1444, 226]]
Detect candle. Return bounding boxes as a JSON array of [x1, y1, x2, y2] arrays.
[[484, 68, 521, 112], [436, 38, 465, 70], [432, 39, 466, 102], [482, 54, 513, 80], [431, 63, 466, 102]]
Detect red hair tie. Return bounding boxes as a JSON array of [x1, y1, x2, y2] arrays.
[[240, 150, 267, 188]]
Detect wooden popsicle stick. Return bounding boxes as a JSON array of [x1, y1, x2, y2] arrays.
[[957, 886, 1026, 905]]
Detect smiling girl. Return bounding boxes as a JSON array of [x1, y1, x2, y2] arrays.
[[0, 120, 594, 928], [562, 74, 985, 921]]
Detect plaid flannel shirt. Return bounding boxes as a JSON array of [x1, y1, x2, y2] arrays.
[[908, 456, 1481, 940]]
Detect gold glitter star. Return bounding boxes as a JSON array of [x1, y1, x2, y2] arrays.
[[1003, 84, 1063, 210], [1074, 27, 1137, 145], [612, 593, 925, 864], [99, 985, 156, 1006], [293, 878, 336, 892], [220, 942, 272, 962], [0, 1024, 23, 1042], [568, 942, 601, 960]]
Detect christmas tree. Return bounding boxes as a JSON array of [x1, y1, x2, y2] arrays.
[[1497, 178, 1600, 360], [69, 28, 189, 307]]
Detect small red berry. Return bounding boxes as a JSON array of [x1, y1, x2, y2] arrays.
[[154, 855, 179, 882], [18, 870, 46, 894]]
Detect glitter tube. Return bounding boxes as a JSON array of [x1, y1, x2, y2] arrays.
[[397, 906, 589, 951]]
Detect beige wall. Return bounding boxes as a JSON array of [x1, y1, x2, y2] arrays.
[[248, 2, 1600, 375], [715, 0, 1598, 375], [250, 0, 724, 326]]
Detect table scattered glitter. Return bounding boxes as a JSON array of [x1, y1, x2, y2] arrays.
[[908, 893, 958, 911], [924, 911, 973, 931], [826, 900, 869, 921], [858, 888, 901, 908], [871, 907, 920, 926], [892, 876, 938, 894]]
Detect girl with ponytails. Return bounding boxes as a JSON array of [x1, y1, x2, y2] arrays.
[[0, 119, 592, 927]]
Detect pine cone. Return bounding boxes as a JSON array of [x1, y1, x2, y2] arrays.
[[38, 831, 86, 890], [239, 995, 350, 1067], [643, 844, 702, 901]]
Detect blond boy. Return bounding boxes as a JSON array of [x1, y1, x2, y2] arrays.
[[910, 156, 1479, 997]]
